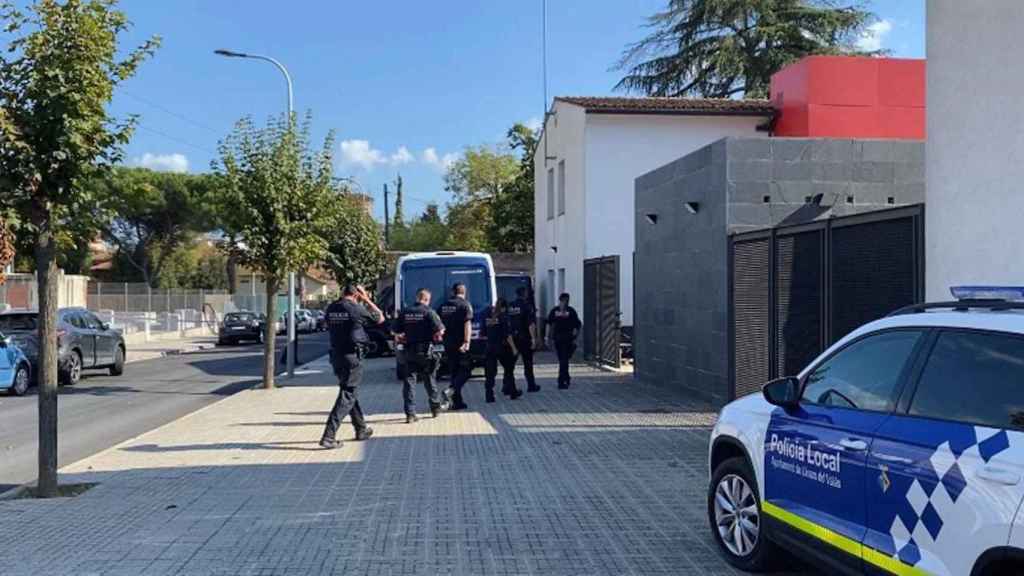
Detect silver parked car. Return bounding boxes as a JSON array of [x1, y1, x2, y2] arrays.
[[0, 307, 126, 386]]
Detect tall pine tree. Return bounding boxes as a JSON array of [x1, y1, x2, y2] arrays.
[[616, 0, 878, 98], [393, 174, 405, 228]]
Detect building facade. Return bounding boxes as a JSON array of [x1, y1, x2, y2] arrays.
[[534, 97, 773, 326], [926, 0, 1024, 300]]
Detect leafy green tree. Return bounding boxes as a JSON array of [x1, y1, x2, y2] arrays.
[[214, 113, 339, 389], [616, 0, 878, 98], [390, 203, 451, 252], [323, 192, 386, 287], [0, 0, 158, 497], [491, 124, 536, 252], [90, 167, 216, 287]]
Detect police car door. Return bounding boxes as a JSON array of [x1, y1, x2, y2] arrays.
[[764, 329, 925, 574], [864, 329, 1024, 576]]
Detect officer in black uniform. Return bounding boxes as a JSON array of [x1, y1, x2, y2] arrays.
[[439, 283, 473, 411], [547, 292, 582, 389], [320, 284, 384, 449], [507, 286, 540, 392], [394, 288, 446, 423], [484, 298, 521, 402]]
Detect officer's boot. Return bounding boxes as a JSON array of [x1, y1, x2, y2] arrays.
[[450, 390, 469, 411], [486, 388, 496, 403]]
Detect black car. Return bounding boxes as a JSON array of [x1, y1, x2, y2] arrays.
[[496, 272, 533, 303], [218, 311, 265, 345], [0, 307, 127, 386]]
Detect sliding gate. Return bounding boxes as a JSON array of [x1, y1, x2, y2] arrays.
[[729, 206, 924, 399], [583, 256, 621, 367]]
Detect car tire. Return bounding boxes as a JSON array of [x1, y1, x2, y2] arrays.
[[10, 364, 30, 396], [708, 456, 778, 572], [109, 346, 125, 376], [60, 350, 82, 387]]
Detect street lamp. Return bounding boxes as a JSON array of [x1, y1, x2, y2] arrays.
[[215, 48, 298, 378]]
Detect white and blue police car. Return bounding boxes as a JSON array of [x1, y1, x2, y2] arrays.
[[708, 287, 1024, 576]]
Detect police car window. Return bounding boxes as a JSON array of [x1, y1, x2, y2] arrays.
[[802, 330, 922, 412], [909, 331, 1024, 430]]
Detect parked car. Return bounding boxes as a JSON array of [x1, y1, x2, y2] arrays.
[[278, 310, 317, 334], [708, 286, 1024, 576], [0, 307, 126, 386], [218, 311, 264, 345], [0, 331, 32, 396], [313, 310, 327, 332]]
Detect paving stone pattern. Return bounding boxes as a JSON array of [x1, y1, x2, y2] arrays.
[[0, 355, 809, 575]]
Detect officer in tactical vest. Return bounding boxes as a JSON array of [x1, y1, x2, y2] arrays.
[[320, 284, 384, 450], [507, 285, 540, 392], [547, 292, 582, 389], [394, 288, 446, 423]]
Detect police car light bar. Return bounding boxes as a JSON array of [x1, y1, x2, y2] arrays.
[[950, 286, 1024, 302]]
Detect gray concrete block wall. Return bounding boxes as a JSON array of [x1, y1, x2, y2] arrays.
[[635, 140, 730, 405], [634, 136, 925, 407]]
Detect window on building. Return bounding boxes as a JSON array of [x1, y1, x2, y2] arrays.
[[909, 331, 1024, 429], [802, 330, 922, 412], [546, 168, 555, 220], [557, 160, 566, 216], [558, 268, 565, 294]]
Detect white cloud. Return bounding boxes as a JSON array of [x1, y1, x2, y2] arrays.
[[133, 152, 189, 173], [390, 146, 414, 166], [857, 19, 893, 52], [525, 116, 543, 133], [339, 139, 386, 171], [421, 147, 459, 172]]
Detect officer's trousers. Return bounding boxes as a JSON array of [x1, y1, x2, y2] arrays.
[[445, 345, 472, 401], [322, 349, 368, 441], [555, 339, 576, 387], [485, 347, 517, 394], [512, 336, 537, 389], [402, 350, 440, 415]]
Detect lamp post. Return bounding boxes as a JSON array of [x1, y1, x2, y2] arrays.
[[215, 48, 298, 378]]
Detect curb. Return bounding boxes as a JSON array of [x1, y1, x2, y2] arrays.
[[0, 484, 30, 501]]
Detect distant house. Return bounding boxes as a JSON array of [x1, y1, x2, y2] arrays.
[[533, 96, 775, 328], [237, 266, 338, 304]]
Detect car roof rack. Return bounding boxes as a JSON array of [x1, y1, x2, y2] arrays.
[[888, 299, 1024, 317]]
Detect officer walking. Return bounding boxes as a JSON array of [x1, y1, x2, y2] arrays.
[[484, 298, 521, 402], [507, 286, 540, 393], [394, 288, 446, 423], [547, 292, 582, 389], [320, 284, 384, 450], [439, 283, 473, 411]]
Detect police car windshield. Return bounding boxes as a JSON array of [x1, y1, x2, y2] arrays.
[[402, 265, 491, 313]]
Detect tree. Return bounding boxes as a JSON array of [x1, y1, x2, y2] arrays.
[[491, 124, 536, 252], [442, 144, 519, 252], [0, 216, 14, 284], [0, 0, 158, 497], [389, 203, 451, 252], [615, 0, 878, 98], [393, 173, 405, 228], [214, 113, 339, 389], [323, 192, 386, 287], [91, 167, 215, 287]]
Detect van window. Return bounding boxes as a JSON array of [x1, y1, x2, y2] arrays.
[[402, 265, 490, 313]]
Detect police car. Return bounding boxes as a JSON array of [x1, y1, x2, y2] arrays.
[[708, 287, 1024, 576]]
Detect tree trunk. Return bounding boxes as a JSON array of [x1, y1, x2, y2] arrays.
[[34, 225, 59, 498], [226, 253, 238, 294], [262, 275, 279, 389]]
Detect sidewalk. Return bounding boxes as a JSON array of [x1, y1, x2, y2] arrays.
[[0, 354, 804, 576], [125, 335, 219, 364]]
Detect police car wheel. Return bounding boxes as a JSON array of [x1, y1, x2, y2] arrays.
[[708, 457, 777, 571]]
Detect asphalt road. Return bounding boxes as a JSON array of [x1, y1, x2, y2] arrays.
[[0, 331, 331, 492]]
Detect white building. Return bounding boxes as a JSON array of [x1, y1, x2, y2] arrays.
[[927, 0, 1024, 299], [533, 96, 774, 327]]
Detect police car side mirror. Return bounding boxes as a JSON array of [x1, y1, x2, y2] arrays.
[[762, 377, 801, 409]]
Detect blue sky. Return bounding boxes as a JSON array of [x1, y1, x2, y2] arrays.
[[108, 0, 924, 222]]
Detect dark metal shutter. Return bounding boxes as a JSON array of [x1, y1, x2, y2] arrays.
[[599, 257, 621, 366], [732, 238, 771, 398], [583, 261, 597, 359], [775, 231, 823, 378], [830, 217, 917, 342]]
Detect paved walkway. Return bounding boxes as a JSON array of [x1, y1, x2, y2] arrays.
[[0, 354, 805, 576]]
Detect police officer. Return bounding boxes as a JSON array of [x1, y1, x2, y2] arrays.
[[439, 283, 473, 411], [507, 286, 540, 393], [483, 298, 521, 402], [320, 284, 384, 450], [547, 292, 582, 389], [394, 288, 446, 423]]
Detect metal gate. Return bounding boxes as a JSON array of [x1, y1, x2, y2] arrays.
[[729, 206, 924, 399], [583, 256, 621, 367]]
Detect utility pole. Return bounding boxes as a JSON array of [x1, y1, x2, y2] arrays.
[[383, 183, 390, 247]]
